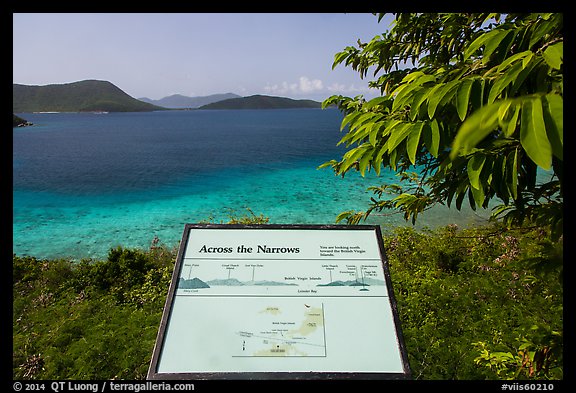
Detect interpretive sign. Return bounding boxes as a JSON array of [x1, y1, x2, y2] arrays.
[[147, 224, 411, 379]]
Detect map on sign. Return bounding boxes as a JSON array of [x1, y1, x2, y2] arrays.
[[149, 225, 409, 378], [234, 303, 326, 357]]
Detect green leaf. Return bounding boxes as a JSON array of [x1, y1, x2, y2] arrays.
[[317, 160, 338, 170], [348, 114, 382, 145], [497, 99, 513, 127], [504, 103, 521, 137], [402, 71, 425, 83], [400, 70, 425, 83], [368, 122, 380, 147], [333, 51, 350, 69], [373, 151, 383, 176], [541, 94, 563, 160], [529, 15, 559, 48], [510, 59, 538, 96], [392, 83, 419, 111], [350, 112, 378, 132], [409, 88, 431, 120], [387, 122, 413, 153], [470, 78, 485, 112], [392, 73, 435, 112], [427, 80, 460, 119], [340, 111, 361, 131], [522, 51, 534, 69], [382, 119, 403, 137], [358, 148, 373, 176], [438, 79, 461, 108], [488, 61, 523, 104], [373, 141, 390, 170], [340, 144, 368, 173], [469, 185, 486, 209], [520, 98, 552, 170], [452, 101, 501, 159], [455, 184, 469, 210], [406, 122, 424, 165], [542, 42, 563, 70], [363, 96, 390, 110], [456, 79, 473, 121], [427, 119, 441, 158], [497, 50, 532, 72], [464, 28, 503, 60], [482, 29, 514, 65], [426, 83, 445, 119], [335, 210, 357, 224], [508, 148, 519, 200], [467, 154, 486, 190], [389, 148, 398, 171], [492, 155, 509, 204]]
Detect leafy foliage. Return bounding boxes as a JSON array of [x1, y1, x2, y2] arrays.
[[13, 222, 562, 379], [199, 207, 271, 225], [385, 223, 562, 379], [12, 211, 269, 379], [12, 241, 177, 380], [322, 13, 563, 238]]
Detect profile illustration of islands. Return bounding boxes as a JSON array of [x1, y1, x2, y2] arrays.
[[178, 277, 210, 289], [178, 277, 298, 289], [316, 278, 386, 287]]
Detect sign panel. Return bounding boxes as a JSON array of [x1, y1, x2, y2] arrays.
[[147, 224, 410, 379]]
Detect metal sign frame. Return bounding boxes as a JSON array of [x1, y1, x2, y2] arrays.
[[147, 224, 411, 380]]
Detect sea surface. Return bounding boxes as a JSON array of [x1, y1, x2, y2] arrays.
[[13, 109, 491, 260]]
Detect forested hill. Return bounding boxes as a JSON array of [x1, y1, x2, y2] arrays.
[[139, 93, 241, 109], [13, 113, 32, 127], [199, 94, 322, 110], [13, 80, 164, 113]]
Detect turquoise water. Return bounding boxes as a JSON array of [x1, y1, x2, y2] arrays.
[[13, 110, 491, 260]]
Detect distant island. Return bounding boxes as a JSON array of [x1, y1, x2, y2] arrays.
[[13, 80, 324, 113], [138, 93, 241, 109], [13, 113, 33, 127], [13, 80, 165, 113], [199, 94, 322, 110]]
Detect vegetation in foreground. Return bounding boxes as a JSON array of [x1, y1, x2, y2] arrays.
[[323, 13, 563, 241], [13, 218, 562, 380]]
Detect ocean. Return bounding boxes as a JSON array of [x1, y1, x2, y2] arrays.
[[13, 109, 490, 260]]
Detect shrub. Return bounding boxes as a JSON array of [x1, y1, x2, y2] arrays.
[[13, 221, 562, 379], [385, 223, 563, 379]]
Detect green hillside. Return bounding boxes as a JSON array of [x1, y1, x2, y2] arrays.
[[13, 80, 164, 113], [199, 94, 322, 109], [13, 113, 32, 127]]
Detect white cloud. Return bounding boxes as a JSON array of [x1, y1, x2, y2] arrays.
[[327, 82, 373, 95], [326, 82, 346, 92], [264, 76, 323, 96], [263, 76, 378, 99], [298, 76, 323, 93]]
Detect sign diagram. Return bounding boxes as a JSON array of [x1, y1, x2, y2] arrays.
[[177, 259, 388, 296], [148, 225, 410, 379], [235, 302, 326, 357]]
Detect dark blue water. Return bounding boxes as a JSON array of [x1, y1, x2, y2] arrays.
[[13, 109, 490, 259], [14, 110, 347, 195]]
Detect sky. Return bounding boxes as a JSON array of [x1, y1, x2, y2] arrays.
[[13, 13, 395, 101]]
